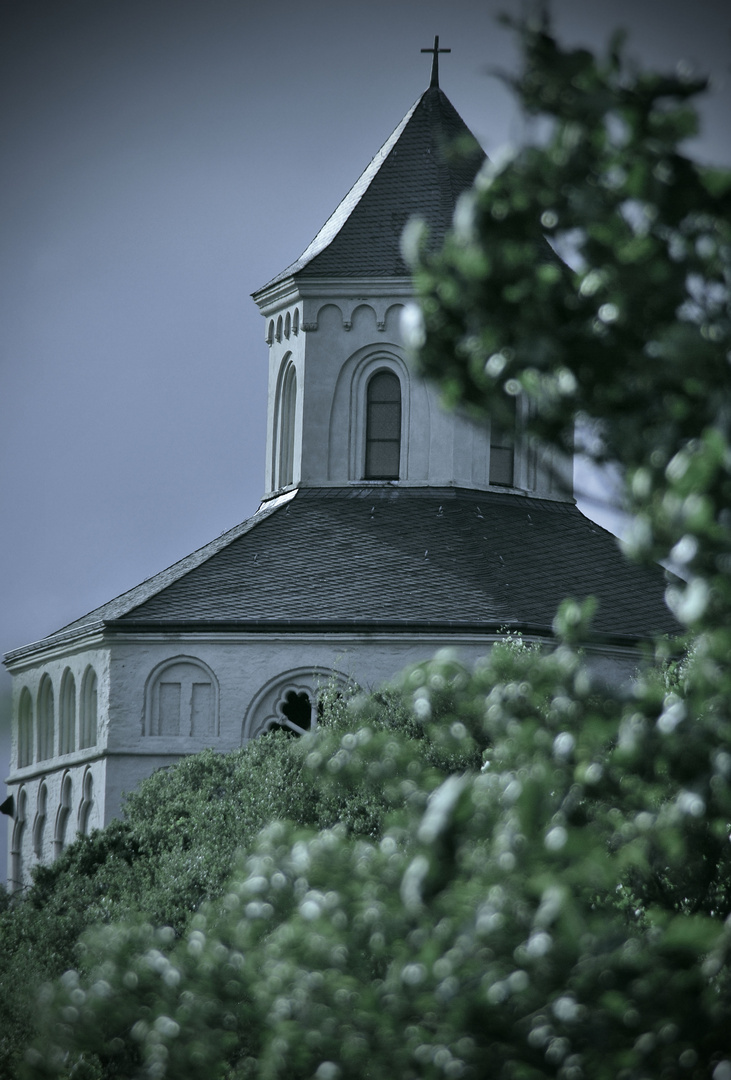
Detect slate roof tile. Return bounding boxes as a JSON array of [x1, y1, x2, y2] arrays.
[[256, 87, 484, 290], [92, 487, 678, 640]]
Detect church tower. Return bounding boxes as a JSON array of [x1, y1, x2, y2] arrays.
[[4, 50, 677, 890], [252, 58, 568, 503]]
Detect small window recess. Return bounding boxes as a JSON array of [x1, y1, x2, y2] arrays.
[[364, 370, 401, 480]]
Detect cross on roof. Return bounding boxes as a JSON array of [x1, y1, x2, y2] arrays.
[[421, 35, 451, 89]]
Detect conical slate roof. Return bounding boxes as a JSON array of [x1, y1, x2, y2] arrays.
[[256, 85, 485, 290]]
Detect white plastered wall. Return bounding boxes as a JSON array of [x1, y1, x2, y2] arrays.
[[258, 283, 571, 499]]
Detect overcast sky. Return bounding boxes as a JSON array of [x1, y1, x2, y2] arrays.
[[2, 0, 730, 871]]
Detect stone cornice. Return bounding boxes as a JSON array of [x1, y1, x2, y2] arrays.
[[3, 623, 107, 671], [252, 276, 414, 316]]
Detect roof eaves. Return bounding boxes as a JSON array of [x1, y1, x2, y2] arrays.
[[3, 620, 108, 670], [102, 616, 653, 649], [4, 491, 296, 661]]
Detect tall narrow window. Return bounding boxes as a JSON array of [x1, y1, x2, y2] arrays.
[[80, 667, 98, 749], [59, 670, 76, 755], [490, 399, 517, 487], [278, 364, 297, 488], [78, 770, 94, 836], [54, 773, 73, 858], [33, 783, 48, 861], [11, 788, 27, 892], [37, 676, 54, 762], [18, 688, 33, 768], [365, 370, 401, 479]]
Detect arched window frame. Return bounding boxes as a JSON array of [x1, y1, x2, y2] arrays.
[[59, 669, 76, 756], [242, 667, 352, 743], [54, 772, 73, 858], [37, 676, 54, 762], [364, 369, 402, 480], [272, 355, 298, 491], [79, 666, 98, 749], [143, 656, 220, 738], [17, 687, 33, 768], [348, 352, 410, 482], [33, 782, 48, 861], [11, 787, 27, 892], [78, 768, 94, 836]]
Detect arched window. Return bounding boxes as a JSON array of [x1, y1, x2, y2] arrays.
[[277, 362, 297, 489], [78, 769, 94, 836], [266, 320, 274, 346], [33, 782, 48, 861], [17, 688, 33, 768], [37, 676, 54, 762], [11, 787, 27, 892], [276, 315, 283, 342], [144, 658, 219, 737], [292, 308, 299, 335], [268, 689, 321, 737], [80, 666, 98, 749], [365, 370, 401, 480], [54, 773, 73, 858], [490, 398, 517, 487], [242, 667, 351, 742], [59, 669, 76, 755], [284, 311, 291, 339]]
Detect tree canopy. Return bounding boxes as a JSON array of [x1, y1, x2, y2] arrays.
[[6, 14, 731, 1080]]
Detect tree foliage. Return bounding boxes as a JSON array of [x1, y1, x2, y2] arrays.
[[0, 688, 471, 1078], [11, 14, 731, 1080]]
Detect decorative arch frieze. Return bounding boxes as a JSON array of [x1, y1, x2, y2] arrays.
[[242, 666, 352, 743], [383, 302, 405, 334], [143, 656, 220, 738], [302, 299, 403, 332]]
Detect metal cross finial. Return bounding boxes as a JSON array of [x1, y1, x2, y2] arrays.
[[421, 35, 450, 89]]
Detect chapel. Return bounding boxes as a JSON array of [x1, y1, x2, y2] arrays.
[[3, 45, 677, 888]]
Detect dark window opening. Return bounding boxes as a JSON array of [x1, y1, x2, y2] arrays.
[[490, 399, 517, 487], [365, 370, 401, 479], [268, 690, 326, 737]]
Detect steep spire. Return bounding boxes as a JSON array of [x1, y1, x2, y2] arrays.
[[255, 82, 484, 291], [421, 35, 451, 89]]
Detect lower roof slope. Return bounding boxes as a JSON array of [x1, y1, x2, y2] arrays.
[[11, 487, 678, 656]]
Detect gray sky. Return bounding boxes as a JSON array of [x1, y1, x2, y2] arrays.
[[2, 0, 730, 873]]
